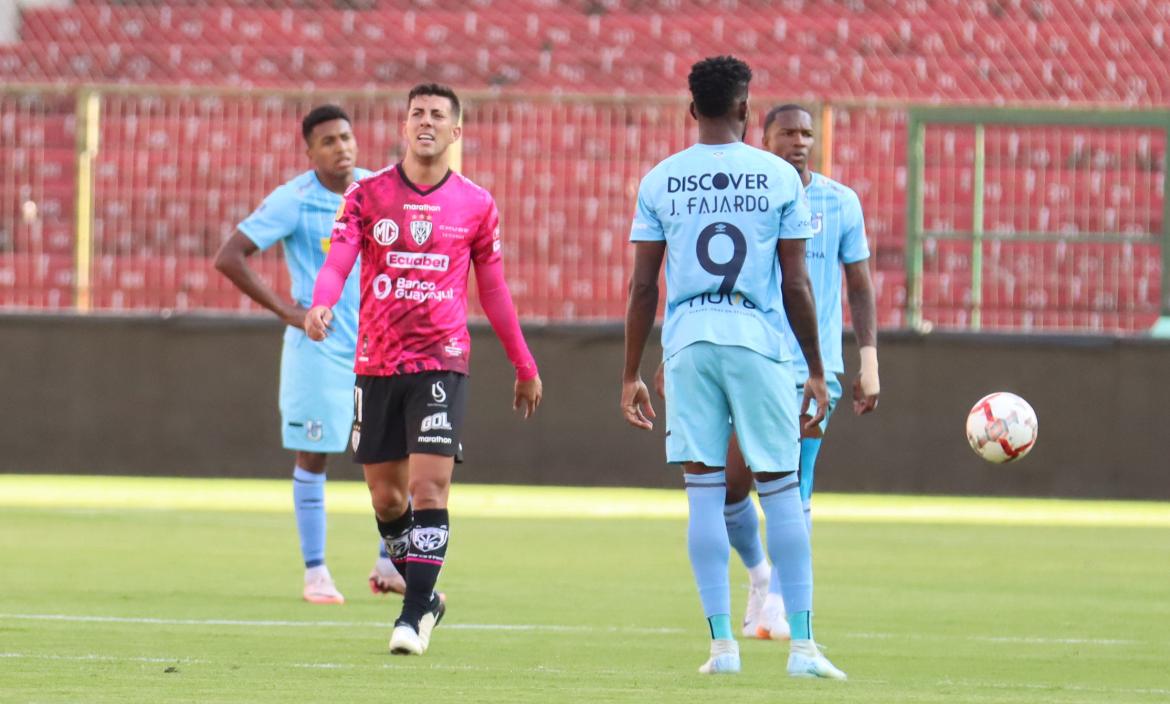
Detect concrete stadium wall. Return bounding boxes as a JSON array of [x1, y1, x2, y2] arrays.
[[1, 314, 1166, 500]]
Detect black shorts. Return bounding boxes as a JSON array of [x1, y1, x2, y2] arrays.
[[351, 371, 468, 464]]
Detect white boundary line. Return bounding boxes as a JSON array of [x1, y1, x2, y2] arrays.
[[0, 613, 1147, 647], [0, 613, 684, 635]]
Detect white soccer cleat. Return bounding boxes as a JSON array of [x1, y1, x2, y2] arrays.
[[302, 567, 345, 605], [697, 639, 741, 675], [741, 583, 769, 638], [787, 639, 846, 680], [754, 593, 790, 640], [389, 624, 424, 655], [368, 557, 406, 595], [416, 593, 447, 652]]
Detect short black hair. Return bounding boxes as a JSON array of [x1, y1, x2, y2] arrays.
[[688, 56, 753, 118], [763, 103, 812, 134], [407, 83, 462, 121], [302, 104, 351, 144]]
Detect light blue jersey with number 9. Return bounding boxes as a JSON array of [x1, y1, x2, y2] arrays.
[[630, 142, 812, 362]]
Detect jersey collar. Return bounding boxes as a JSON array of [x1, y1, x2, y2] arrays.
[[396, 163, 453, 197]]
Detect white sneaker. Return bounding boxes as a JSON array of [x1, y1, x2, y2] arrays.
[[368, 558, 406, 595], [787, 639, 846, 680], [302, 566, 345, 605], [389, 624, 423, 655], [697, 639, 740, 674], [741, 583, 769, 637], [755, 593, 790, 640]]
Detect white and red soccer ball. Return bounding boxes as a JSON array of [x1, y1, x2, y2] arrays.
[[965, 392, 1038, 463]]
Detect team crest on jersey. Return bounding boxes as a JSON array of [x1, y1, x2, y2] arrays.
[[410, 218, 433, 246], [373, 219, 399, 246], [810, 213, 823, 235]]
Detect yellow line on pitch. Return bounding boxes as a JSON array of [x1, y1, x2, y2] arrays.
[[0, 476, 1168, 527]]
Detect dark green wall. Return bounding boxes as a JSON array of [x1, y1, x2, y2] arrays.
[[1, 314, 1165, 499]]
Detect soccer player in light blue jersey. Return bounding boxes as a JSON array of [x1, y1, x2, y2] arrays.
[[721, 104, 881, 641], [215, 105, 404, 604], [622, 56, 846, 679]]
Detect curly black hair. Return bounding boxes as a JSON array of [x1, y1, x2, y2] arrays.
[[688, 56, 753, 118], [302, 104, 352, 144]]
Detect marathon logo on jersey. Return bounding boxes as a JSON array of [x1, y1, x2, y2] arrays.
[[491, 226, 501, 253], [403, 203, 441, 212], [373, 218, 399, 246], [667, 172, 769, 193], [410, 218, 433, 246], [386, 251, 450, 272], [417, 435, 454, 445]]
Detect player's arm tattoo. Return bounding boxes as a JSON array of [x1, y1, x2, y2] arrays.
[[623, 241, 666, 380], [844, 260, 877, 349], [778, 238, 825, 378]]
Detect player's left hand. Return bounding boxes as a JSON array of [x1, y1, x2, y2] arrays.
[[621, 378, 656, 430], [304, 305, 333, 341], [801, 376, 829, 432], [852, 373, 880, 415], [514, 375, 543, 419]]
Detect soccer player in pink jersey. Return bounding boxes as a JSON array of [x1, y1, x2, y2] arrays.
[[306, 83, 543, 656]]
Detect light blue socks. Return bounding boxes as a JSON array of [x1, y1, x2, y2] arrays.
[[757, 474, 814, 641], [292, 466, 327, 568], [684, 470, 732, 634]]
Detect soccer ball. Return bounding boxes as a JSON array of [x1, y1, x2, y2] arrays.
[[965, 392, 1038, 463]]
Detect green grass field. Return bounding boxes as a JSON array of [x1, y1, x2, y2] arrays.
[[2, 475, 1169, 703]]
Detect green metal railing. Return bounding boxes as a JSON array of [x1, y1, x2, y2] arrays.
[[905, 106, 1170, 334]]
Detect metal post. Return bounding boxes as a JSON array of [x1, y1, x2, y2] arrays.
[[906, 114, 925, 330], [970, 123, 985, 330], [73, 90, 100, 312]]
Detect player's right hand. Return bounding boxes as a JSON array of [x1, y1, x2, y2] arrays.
[[801, 375, 829, 432], [304, 305, 333, 341], [514, 375, 543, 419], [621, 377, 656, 430], [653, 361, 666, 400]]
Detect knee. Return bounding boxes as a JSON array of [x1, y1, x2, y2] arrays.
[[369, 483, 409, 518], [409, 476, 450, 510]]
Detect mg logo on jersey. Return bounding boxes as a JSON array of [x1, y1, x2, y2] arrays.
[[373, 219, 399, 246], [810, 213, 824, 235], [410, 218, 433, 246]]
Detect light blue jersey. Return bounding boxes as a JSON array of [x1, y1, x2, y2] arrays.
[[630, 142, 813, 362], [238, 168, 369, 365], [786, 172, 870, 378], [238, 168, 370, 453]]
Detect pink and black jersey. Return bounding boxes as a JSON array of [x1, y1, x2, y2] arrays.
[[331, 165, 503, 377]]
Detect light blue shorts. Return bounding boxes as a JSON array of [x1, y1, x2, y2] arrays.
[[279, 327, 356, 453], [797, 374, 844, 434], [663, 341, 800, 474]]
